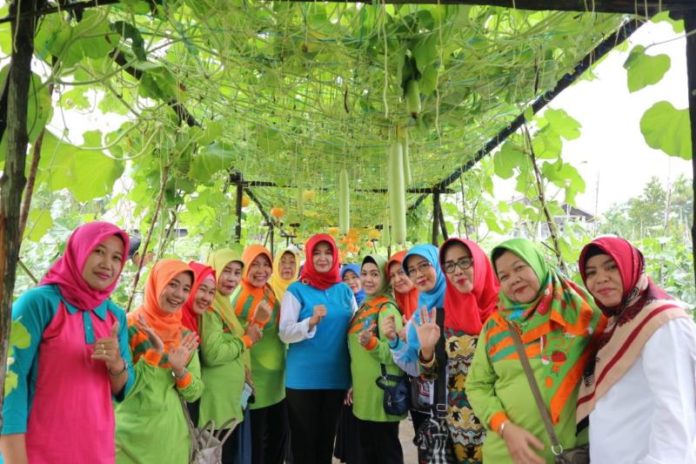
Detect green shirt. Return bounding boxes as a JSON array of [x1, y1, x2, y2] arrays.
[[198, 309, 248, 428], [348, 297, 406, 422]]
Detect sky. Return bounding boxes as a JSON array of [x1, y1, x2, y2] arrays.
[[533, 19, 691, 215]]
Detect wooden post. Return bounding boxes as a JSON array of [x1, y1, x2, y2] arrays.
[[0, 0, 43, 428], [685, 11, 696, 289], [235, 175, 243, 243], [432, 191, 441, 245]]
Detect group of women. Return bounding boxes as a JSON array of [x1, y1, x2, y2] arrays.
[[1, 220, 695, 464]]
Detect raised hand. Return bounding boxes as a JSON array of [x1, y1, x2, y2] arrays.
[[245, 323, 263, 344], [358, 321, 377, 347], [137, 314, 164, 353], [169, 332, 199, 373], [308, 304, 327, 329], [381, 314, 398, 341], [415, 306, 440, 362], [501, 422, 545, 464], [92, 321, 124, 372], [253, 300, 272, 326]]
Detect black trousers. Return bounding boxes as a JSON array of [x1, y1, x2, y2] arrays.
[[285, 388, 345, 464], [250, 399, 289, 464], [356, 418, 403, 464]]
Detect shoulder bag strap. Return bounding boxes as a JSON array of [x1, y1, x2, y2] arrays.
[[433, 306, 448, 418], [178, 393, 198, 462], [506, 319, 564, 453]]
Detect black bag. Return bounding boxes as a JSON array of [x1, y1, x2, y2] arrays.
[[373, 302, 410, 416], [375, 365, 410, 415], [414, 415, 456, 464]]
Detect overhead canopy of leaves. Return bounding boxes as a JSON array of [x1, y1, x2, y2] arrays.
[[17, 1, 641, 242]]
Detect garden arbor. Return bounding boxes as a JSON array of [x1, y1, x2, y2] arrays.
[[1, 0, 696, 424]]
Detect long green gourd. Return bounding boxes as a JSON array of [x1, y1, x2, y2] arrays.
[[339, 168, 350, 234], [388, 139, 407, 244]]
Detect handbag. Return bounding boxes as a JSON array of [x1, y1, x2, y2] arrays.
[[373, 303, 410, 416], [179, 395, 238, 464], [375, 364, 410, 415], [507, 320, 590, 464]]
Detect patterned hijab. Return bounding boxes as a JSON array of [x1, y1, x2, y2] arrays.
[[403, 244, 446, 312], [341, 264, 366, 305], [41, 221, 130, 310], [387, 251, 419, 320], [576, 236, 689, 421], [132, 259, 193, 350], [269, 247, 300, 301], [180, 262, 215, 336], [299, 234, 341, 290], [440, 238, 499, 335], [490, 238, 601, 423]]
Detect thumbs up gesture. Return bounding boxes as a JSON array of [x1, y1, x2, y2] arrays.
[[92, 321, 124, 373]]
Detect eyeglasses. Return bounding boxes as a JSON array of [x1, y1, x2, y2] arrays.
[[443, 258, 473, 274], [406, 262, 432, 277]]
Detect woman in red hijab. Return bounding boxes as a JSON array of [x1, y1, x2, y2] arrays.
[[577, 236, 696, 463], [279, 234, 356, 464], [1, 221, 133, 464], [387, 250, 419, 320], [416, 237, 499, 463]]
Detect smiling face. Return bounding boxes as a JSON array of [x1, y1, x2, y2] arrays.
[[248, 254, 272, 288], [360, 262, 382, 296], [495, 251, 541, 304], [442, 243, 475, 294], [343, 270, 362, 294], [405, 255, 437, 293], [81, 235, 125, 291], [218, 261, 243, 296], [584, 253, 623, 308], [388, 262, 414, 295], [159, 272, 193, 313], [193, 277, 216, 315], [312, 241, 334, 273], [279, 252, 297, 280]]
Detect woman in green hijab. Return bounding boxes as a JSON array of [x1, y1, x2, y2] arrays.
[[467, 239, 603, 464], [199, 249, 262, 464], [347, 254, 406, 463]]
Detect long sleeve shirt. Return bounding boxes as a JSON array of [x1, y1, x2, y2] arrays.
[[589, 318, 696, 464]]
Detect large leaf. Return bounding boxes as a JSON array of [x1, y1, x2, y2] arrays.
[[36, 131, 125, 201], [189, 142, 235, 181], [624, 45, 671, 93], [544, 109, 581, 141], [493, 142, 526, 179], [640, 101, 691, 159], [24, 208, 54, 242]]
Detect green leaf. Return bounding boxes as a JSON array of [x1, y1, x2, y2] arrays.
[[37, 131, 125, 201], [624, 45, 671, 93], [651, 11, 684, 34], [111, 21, 147, 61], [412, 34, 439, 73], [24, 209, 54, 242], [640, 101, 691, 159], [189, 142, 235, 181], [544, 108, 581, 141], [493, 143, 526, 179], [139, 66, 179, 101]]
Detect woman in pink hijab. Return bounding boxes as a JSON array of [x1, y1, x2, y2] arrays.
[[0, 221, 134, 464]]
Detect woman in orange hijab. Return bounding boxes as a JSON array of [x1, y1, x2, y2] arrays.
[[115, 259, 204, 464], [232, 244, 288, 464]]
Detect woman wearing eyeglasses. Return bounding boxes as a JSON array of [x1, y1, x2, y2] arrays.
[[415, 238, 499, 463]]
